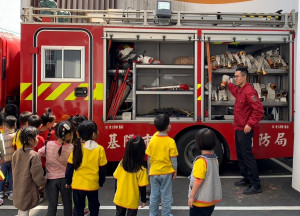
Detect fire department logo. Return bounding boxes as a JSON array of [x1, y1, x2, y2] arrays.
[[251, 95, 257, 101]]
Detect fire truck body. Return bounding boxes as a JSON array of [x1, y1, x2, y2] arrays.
[[0, 32, 20, 108], [20, 8, 295, 175]]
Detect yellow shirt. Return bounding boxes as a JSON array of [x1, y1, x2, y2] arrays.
[[193, 157, 216, 207], [113, 161, 149, 209], [12, 129, 22, 150], [146, 132, 178, 176], [68, 141, 107, 191]]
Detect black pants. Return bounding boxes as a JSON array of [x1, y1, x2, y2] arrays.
[[46, 178, 72, 216], [235, 130, 261, 188], [73, 189, 100, 216], [189, 205, 215, 216], [116, 205, 138, 216]]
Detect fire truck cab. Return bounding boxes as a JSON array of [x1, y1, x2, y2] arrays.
[[20, 7, 295, 175]]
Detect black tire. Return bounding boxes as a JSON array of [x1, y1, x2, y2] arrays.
[[177, 129, 224, 176]]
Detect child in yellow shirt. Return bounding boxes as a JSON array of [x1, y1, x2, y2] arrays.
[[113, 135, 149, 216], [146, 114, 178, 216], [66, 120, 107, 216]]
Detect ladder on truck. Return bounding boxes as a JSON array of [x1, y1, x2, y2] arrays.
[[22, 7, 296, 29]]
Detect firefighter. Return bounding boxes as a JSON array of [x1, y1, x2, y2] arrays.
[[226, 67, 264, 195]]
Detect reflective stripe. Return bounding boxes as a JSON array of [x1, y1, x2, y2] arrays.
[[65, 83, 89, 100], [20, 83, 31, 94], [94, 83, 103, 100], [84, 83, 103, 101], [22, 83, 103, 101], [197, 84, 201, 101], [45, 83, 71, 101], [25, 83, 52, 100], [38, 83, 51, 96]]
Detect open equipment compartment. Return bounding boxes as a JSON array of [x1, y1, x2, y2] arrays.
[[104, 29, 197, 121], [202, 31, 292, 122]]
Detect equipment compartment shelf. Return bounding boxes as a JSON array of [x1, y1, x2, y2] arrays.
[[205, 66, 288, 75], [136, 90, 194, 95], [136, 64, 194, 69], [211, 101, 288, 107]]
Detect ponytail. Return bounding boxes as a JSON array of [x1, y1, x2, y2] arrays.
[[73, 138, 83, 170], [56, 122, 71, 156], [58, 127, 65, 156], [44, 128, 52, 156]]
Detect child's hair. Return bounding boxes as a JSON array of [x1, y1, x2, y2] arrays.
[[3, 115, 17, 129], [41, 108, 56, 126], [28, 115, 42, 128], [195, 128, 217, 151], [154, 114, 170, 132], [20, 126, 38, 152], [73, 120, 97, 170], [41, 108, 56, 146], [4, 104, 19, 118], [67, 115, 88, 143], [19, 111, 33, 126], [122, 135, 146, 173], [55, 121, 72, 156]]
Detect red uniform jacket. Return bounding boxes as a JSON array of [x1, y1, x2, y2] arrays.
[[228, 82, 264, 131], [33, 135, 46, 167]]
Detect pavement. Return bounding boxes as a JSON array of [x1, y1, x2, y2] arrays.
[[0, 158, 299, 216]]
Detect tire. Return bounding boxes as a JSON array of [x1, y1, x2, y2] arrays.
[[177, 129, 224, 176]]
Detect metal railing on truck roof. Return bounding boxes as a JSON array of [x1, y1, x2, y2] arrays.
[[22, 7, 296, 29]]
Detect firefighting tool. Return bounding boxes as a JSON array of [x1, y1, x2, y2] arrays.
[[107, 67, 131, 120], [219, 75, 230, 90], [142, 84, 191, 91], [137, 55, 154, 64], [280, 91, 288, 102], [107, 65, 119, 112]]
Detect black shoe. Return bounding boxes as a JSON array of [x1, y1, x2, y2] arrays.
[[234, 179, 250, 186], [243, 186, 262, 195]]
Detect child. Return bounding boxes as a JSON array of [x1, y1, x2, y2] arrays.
[[146, 114, 178, 216], [28, 115, 46, 202], [0, 115, 17, 200], [12, 111, 32, 150], [40, 108, 56, 143], [113, 135, 148, 216], [188, 128, 222, 216], [38, 121, 73, 216], [66, 120, 107, 216], [12, 126, 46, 216], [28, 115, 46, 171]]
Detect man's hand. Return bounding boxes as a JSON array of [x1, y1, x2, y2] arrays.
[[244, 125, 251, 134], [188, 197, 194, 208], [141, 202, 146, 208]]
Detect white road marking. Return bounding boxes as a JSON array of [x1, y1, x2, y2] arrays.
[[106, 175, 292, 179], [1, 205, 300, 211], [270, 158, 293, 172]]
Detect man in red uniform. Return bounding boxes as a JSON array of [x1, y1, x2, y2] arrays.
[[227, 67, 264, 195]]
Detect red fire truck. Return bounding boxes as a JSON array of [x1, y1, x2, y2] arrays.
[[0, 32, 20, 108], [19, 7, 295, 175]]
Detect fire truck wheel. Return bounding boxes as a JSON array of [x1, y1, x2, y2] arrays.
[[177, 129, 224, 176]]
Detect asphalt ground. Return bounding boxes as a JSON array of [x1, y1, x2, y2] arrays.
[[0, 158, 299, 216]]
